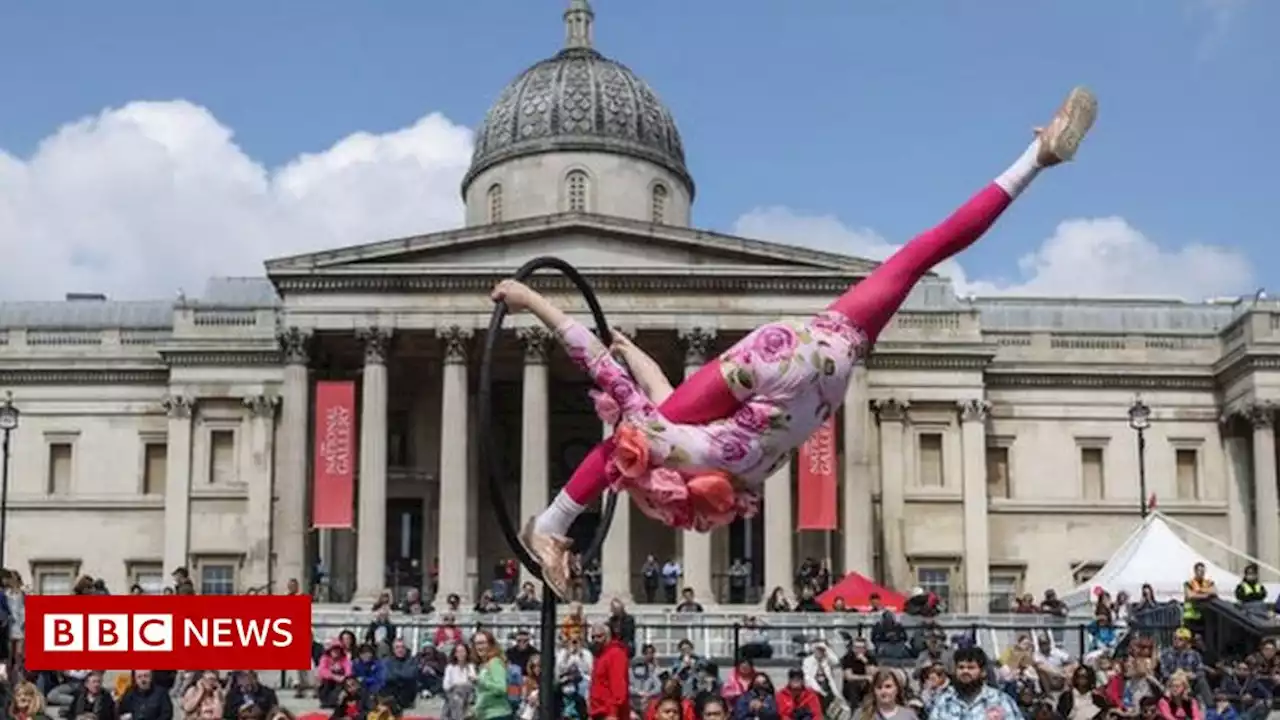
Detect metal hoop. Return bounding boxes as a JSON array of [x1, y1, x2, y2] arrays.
[[478, 256, 619, 580]]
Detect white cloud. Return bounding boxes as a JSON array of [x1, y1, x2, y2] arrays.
[[0, 100, 1254, 303], [0, 100, 473, 299], [734, 206, 1254, 300]]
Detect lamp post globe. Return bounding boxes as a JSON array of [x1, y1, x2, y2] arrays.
[[1128, 396, 1151, 431], [0, 394, 18, 432]]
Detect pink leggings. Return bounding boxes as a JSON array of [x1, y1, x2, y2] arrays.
[[562, 182, 1014, 505]]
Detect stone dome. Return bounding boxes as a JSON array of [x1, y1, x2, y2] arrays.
[[461, 0, 693, 198]]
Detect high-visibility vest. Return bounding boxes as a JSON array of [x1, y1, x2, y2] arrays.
[[1183, 579, 1213, 619]]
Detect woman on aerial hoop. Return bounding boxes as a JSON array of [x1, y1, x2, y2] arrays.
[[493, 87, 1098, 598]]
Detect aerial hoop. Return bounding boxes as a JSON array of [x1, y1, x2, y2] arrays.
[[479, 258, 619, 718]]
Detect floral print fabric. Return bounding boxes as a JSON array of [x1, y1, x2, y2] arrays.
[[556, 310, 868, 531]]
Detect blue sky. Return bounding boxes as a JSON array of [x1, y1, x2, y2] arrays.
[[0, 0, 1273, 300]]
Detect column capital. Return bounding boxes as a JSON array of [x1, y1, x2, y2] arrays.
[[356, 327, 394, 365], [959, 399, 990, 423], [679, 327, 717, 366], [517, 327, 551, 364], [242, 394, 281, 419], [1247, 401, 1276, 429], [277, 327, 313, 365], [162, 394, 194, 418], [441, 326, 472, 365], [872, 398, 909, 423]]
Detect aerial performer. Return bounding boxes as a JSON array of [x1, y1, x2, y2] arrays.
[[492, 87, 1098, 598]]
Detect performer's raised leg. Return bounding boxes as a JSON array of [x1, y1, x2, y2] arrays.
[[831, 87, 1097, 343]]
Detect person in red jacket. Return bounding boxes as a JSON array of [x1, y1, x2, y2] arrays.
[[588, 623, 630, 720], [776, 668, 823, 720]]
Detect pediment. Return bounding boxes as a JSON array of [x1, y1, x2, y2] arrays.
[[265, 212, 878, 276]]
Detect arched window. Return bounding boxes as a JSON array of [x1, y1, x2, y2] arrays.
[[651, 183, 668, 224], [487, 184, 503, 223], [566, 170, 588, 212]]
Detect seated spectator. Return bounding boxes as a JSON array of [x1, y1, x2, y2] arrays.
[[9, 681, 53, 720], [364, 606, 397, 657], [723, 658, 758, 704], [473, 590, 502, 614], [557, 636, 594, 695], [556, 672, 589, 720], [317, 641, 354, 707], [917, 665, 949, 715], [646, 679, 695, 720], [561, 602, 587, 643], [1159, 670, 1204, 720], [869, 612, 910, 660], [739, 616, 774, 661], [1105, 658, 1163, 714], [222, 672, 276, 720], [68, 671, 116, 720], [803, 641, 845, 718], [1235, 564, 1267, 608], [433, 614, 464, 651], [47, 670, 92, 708], [383, 638, 420, 712], [775, 668, 822, 720], [671, 639, 703, 694], [352, 643, 388, 696], [416, 642, 445, 698], [732, 673, 778, 720], [1086, 610, 1120, 659], [675, 588, 705, 613], [794, 587, 824, 613], [1206, 692, 1240, 720], [766, 587, 792, 613], [1056, 664, 1112, 720], [118, 671, 174, 720], [838, 636, 876, 709], [928, 647, 1020, 720], [903, 588, 939, 617], [854, 669, 914, 720], [631, 648, 663, 711], [330, 677, 369, 720], [1013, 594, 1039, 614], [701, 696, 731, 720], [1218, 659, 1271, 709], [442, 644, 476, 720], [513, 582, 541, 611], [180, 671, 224, 720]]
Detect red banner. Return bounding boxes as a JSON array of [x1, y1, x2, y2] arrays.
[[313, 381, 356, 529], [797, 416, 838, 530]]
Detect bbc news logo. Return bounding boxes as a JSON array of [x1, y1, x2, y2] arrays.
[[25, 595, 312, 671]]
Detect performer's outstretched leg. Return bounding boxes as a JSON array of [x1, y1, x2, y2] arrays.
[[831, 87, 1096, 343]]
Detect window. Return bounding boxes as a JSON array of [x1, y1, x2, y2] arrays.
[[487, 183, 503, 223], [143, 442, 167, 495], [128, 562, 165, 594], [1176, 448, 1200, 500], [566, 170, 588, 212], [197, 558, 238, 595], [651, 183, 668, 223], [47, 442, 73, 495], [1081, 447, 1105, 499], [918, 433, 944, 487], [209, 429, 236, 485], [914, 566, 952, 610], [1073, 562, 1104, 585], [32, 562, 78, 595], [988, 570, 1023, 613], [986, 444, 1011, 498]]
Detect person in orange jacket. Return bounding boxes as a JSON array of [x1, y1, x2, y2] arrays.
[[775, 669, 823, 720], [588, 623, 630, 720]]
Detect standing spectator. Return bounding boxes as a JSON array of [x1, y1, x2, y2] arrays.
[[3, 570, 25, 670], [662, 559, 682, 604], [1183, 563, 1218, 637], [641, 556, 661, 604], [728, 560, 751, 604], [442, 644, 476, 720], [584, 558, 603, 604], [562, 603, 588, 643], [364, 606, 397, 657], [588, 623, 630, 720], [608, 598, 637, 656]]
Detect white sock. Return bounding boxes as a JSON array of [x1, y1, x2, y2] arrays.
[[534, 491, 585, 536], [994, 139, 1043, 198]]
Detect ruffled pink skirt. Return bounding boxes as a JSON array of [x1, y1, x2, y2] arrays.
[[591, 391, 760, 532]]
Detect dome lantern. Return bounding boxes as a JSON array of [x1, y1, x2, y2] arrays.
[[563, 0, 594, 51]]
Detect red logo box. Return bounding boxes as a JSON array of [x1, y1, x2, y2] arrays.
[[25, 595, 313, 671]]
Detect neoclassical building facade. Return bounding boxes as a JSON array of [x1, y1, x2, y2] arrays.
[[1, 1, 1277, 609]]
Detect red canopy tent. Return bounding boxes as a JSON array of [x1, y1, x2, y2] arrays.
[[817, 572, 907, 611]]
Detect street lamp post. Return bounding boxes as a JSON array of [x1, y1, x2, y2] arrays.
[[0, 391, 19, 568], [1128, 395, 1151, 517]]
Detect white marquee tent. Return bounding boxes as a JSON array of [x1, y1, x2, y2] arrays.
[[1060, 512, 1280, 612]]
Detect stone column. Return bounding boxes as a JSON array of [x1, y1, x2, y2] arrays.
[[242, 395, 280, 589], [842, 367, 874, 577], [763, 458, 794, 597], [162, 394, 194, 575], [1248, 402, 1279, 567], [873, 399, 909, 589], [437, 326, 472, 602], [679, 327, 716, 602], [518, 328, 551, 587], [355, 328, 392, 601], [959, 399, 990, 612], [601, 420, 634, 602], [276, 328, 312, 589], [1222, 421, 1251, 564]]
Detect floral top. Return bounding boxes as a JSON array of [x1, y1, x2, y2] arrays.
[[558, 310, 867, 530], [929, 685, 1025, 720]]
